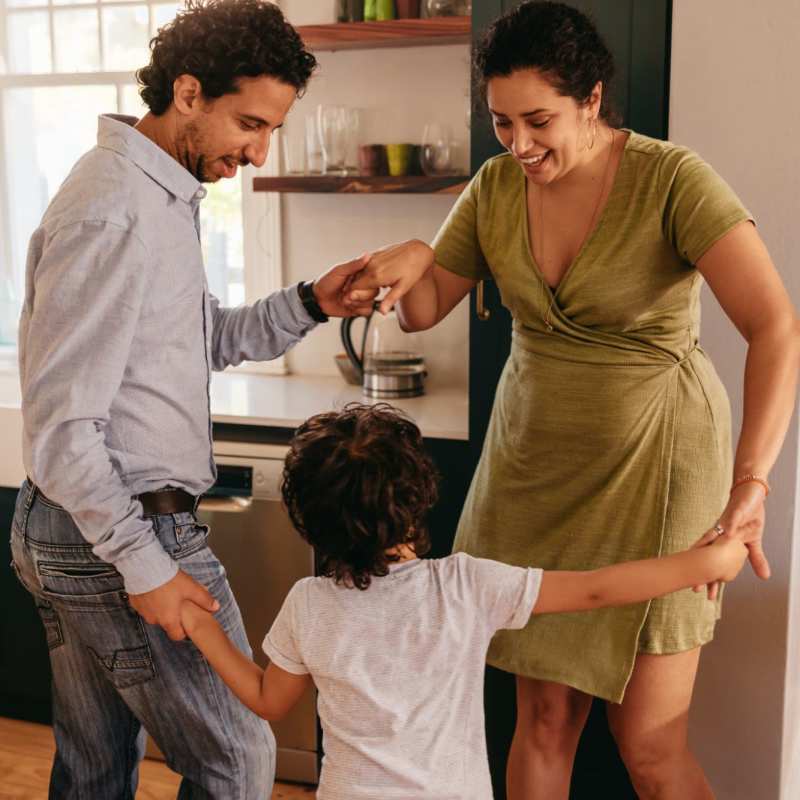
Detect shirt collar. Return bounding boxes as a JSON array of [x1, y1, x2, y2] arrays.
[[96, 114, 207, 205]]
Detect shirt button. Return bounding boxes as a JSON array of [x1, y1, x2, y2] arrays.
[[194, 188, 207, 201]]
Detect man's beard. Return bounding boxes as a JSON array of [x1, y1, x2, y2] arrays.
[[178, 121, 213, 182]]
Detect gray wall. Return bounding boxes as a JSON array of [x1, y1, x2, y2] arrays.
[[670, 2, 800, 798]]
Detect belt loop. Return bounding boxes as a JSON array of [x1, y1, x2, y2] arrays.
[[24, 480, 37, 512], [18, 480, 38, 543]]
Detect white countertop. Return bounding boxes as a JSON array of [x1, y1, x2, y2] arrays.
[[210, 371, 468, 440], [0, 370, 468, 488]]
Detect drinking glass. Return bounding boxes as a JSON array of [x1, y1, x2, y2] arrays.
[[317, 105, 348, 176], [281, 122, 305, 174], [304, 114, 323, 174], [425, 0, 459, 16], [343, 108, 362, 174], [420, 123, 453, 175]]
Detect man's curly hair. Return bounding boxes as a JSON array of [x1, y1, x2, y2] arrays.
[[282, 404, 439, 591], [475, 1, 618, 123], [136, 0, 317, 115]]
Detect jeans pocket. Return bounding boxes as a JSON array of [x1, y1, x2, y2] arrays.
[[35, 558, 125, 599], [174, 521, 210, 559], [31, 552, 155, 688], [46, 588, 156, 690]]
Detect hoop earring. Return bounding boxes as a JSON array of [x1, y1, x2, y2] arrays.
[[588, 117, 598, 151]]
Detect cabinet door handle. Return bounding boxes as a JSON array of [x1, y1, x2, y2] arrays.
[[476, 281, 491, 322], [198, 496, 253, 514]]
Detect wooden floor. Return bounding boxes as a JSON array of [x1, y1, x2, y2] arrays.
[[0, 718, 316, 799]]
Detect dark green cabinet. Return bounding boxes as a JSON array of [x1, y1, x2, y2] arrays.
[[468, 2, 671, 798], [0, 487, 52, 725]]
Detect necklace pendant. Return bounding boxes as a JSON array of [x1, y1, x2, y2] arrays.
[[544, 320, 554, 333]]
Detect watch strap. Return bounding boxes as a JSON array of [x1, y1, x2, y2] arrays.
[[297, 280, 329, 323]]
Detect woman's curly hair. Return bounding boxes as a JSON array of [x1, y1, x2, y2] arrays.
[[136, 0, 317, 115], [475, 1, 618, 123], [282, 404, 439, 591]]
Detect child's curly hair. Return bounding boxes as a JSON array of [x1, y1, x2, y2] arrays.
[[282, 404, 439, 590], [136, 0, 317, 115]]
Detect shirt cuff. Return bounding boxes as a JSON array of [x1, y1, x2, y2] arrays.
[[113, 538, 179, 595], [262, 634, 309, 675], [509, 568, 544, 629], [286, 282, 320, 330]]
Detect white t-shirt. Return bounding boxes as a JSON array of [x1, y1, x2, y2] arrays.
[[262, 552, 542, 800]]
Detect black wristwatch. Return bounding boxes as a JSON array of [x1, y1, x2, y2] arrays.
[[297, 280, 329, 323]]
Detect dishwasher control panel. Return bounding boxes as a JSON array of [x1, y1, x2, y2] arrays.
[[208, 458, 285, 502]]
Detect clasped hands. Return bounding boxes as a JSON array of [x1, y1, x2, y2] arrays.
[[312, 240, 435, 319], [692, 480, 770, 599]]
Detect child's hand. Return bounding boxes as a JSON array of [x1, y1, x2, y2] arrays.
[[180, 599, 215, 637], [708, 534, 749, 584]]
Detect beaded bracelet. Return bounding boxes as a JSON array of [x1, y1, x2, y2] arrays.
[[731, 474, 771, 496]]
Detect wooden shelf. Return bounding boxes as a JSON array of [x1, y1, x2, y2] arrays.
[[253, 175, 469, 194], [296, 17, 471, 52]]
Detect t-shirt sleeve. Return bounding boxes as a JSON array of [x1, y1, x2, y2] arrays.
[[464, 555, 543, 632], [262, 582, 309, 675], [662, 148, 754, 265], [432, 168, 492, 281]]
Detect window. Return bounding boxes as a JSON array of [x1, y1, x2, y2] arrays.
[[0, 0, 283, 373]]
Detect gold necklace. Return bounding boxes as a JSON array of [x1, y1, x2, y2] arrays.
[[537, 128, 616, 332]]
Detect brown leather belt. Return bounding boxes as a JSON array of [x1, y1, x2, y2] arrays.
[[135, 488, 197, 516], [31, 481, 197, 517]]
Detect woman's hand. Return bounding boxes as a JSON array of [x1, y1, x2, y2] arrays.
[[346, 239, 435, 314], [692, 481, 769, 599], [707, 534, 750, 583]]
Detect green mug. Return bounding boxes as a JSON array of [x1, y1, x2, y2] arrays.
[[376, 0, 395, 19], [386, 143, 413, 176]]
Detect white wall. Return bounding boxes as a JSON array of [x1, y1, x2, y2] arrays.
[[670, 2, 800, 798], [278, 1, 471, 390]]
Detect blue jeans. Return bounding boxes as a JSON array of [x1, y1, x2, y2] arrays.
[[10, 481, 275, 799]]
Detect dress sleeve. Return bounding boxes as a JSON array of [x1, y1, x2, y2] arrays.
[[460, 554, 543, 632], [262, 582, 309, 675], [662, 147, 754, 265], [433, 168, 492, 281]]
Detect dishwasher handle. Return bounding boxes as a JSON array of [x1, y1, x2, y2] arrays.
[[197, 496, 253, 513]]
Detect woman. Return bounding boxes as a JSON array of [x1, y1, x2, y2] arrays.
[[347, 2, 799, 798]]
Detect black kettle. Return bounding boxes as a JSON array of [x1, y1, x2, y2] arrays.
[[340, 310, 374, 384], [339, 304, 427, 399]]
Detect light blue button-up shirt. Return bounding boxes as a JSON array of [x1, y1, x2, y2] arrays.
[[19, 114, 317, 594]]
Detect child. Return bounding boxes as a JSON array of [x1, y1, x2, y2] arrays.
[[181, 403, 747, 800]]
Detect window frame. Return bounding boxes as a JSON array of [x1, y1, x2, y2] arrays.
[[0, 0, 286, 375]]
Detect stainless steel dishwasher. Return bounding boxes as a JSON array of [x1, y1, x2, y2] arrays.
[[198, 439, 318, 784]]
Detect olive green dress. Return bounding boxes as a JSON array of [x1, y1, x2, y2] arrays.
[[434, 131, 752, 703]]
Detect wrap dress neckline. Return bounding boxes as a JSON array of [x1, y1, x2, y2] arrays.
[[521, 129, 634, 303]]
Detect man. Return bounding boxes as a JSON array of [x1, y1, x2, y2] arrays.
[[10, 0, 375, 796]]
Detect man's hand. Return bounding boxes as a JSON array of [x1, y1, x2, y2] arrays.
[[346, 239, 436, 315], [128, 570, 220, 641], [312, 253, 378, 318]]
